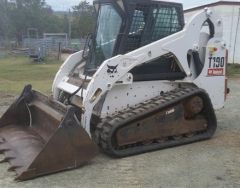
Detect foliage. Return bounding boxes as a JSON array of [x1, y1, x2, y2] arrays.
[[1, 0, 59, 42], [72, 0, 96, 38], [0, 0, 96, 43]]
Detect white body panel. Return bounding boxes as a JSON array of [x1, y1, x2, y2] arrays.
[[52, 51, 84, 99], [52, 8, 227, 136], [194, 37, 227, 109], [101, 81, 176, 118]]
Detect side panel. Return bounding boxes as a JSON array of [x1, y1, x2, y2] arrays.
[[100, 81, 176, 118], [52, 51, 84, 99], [194, 38, 227, 109]]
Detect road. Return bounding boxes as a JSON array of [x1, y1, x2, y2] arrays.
[[0, 78, 239, 188]]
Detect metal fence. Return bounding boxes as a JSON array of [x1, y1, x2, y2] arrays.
[[20, 37, 86, 61], [0, 38, 8, 49]]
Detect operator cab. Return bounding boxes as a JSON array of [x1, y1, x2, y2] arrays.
[[84, 0, 186, 81]]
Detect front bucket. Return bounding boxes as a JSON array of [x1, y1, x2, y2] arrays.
[[0, 85, 98, 181]]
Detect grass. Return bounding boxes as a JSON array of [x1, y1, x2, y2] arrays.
[[227, 63, 240, 77], [0, 54, 62, 95]]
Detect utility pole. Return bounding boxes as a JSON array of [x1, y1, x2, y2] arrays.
[[229, 7, 234, 50], [3, 0, 9, 42], [68, 8, 72, 43], [233, 8, 240, 64]]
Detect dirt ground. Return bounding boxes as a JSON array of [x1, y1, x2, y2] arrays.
[[0, 78, 239, 188]]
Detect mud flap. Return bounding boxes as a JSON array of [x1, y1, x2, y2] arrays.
[[0, 85, 98, 181]]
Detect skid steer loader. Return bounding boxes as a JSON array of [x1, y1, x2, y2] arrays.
[[0, 0, 228, 181]]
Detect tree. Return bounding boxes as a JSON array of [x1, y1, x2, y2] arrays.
[[0, 0, 14, 41], [0, 0, 96, 46], [72, 0, 96, 38], [0, 1, 7, 39], [9, 1, 44, 41], [0, 0, 66, 44]]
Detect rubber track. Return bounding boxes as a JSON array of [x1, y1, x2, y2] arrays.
[[93, 87, 217, 158]]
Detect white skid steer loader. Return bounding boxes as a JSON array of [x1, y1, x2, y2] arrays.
[[0, 0, 229, 181]]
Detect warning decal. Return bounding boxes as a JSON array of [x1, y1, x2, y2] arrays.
[[208, 68, 224, 76], [208, 56, 225, 76]]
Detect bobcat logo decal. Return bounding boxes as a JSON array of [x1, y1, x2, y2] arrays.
[[107, 64, 118, 78]]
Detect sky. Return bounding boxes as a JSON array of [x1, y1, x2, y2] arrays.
[[46, 0, 222, 11]]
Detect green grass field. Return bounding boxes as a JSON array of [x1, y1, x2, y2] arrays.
[[0, 54, 62, 95]]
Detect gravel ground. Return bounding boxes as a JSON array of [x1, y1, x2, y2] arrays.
[[0, 78, 239, 188]]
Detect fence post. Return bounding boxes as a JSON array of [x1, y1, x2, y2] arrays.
[[233, 8, 240, 64], [58, 42, 62, 60]]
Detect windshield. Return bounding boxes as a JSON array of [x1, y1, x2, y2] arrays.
[[85, 4, 122, 73]]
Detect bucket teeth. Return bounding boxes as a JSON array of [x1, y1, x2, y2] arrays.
[[0, 149, 10, 155], [4, 150, 16, 159], [7, 166, 18, 172], [8, 166, 20, 172], [8, 159, 23, 169], [5, 157, 14, 162], [0, 143, 9, 150], [0, 137, 5, 143], [0, 143, 10, 154], [0, 158, 8, 163]]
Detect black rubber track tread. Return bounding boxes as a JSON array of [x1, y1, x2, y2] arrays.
[[93, 87, 217, 158]]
